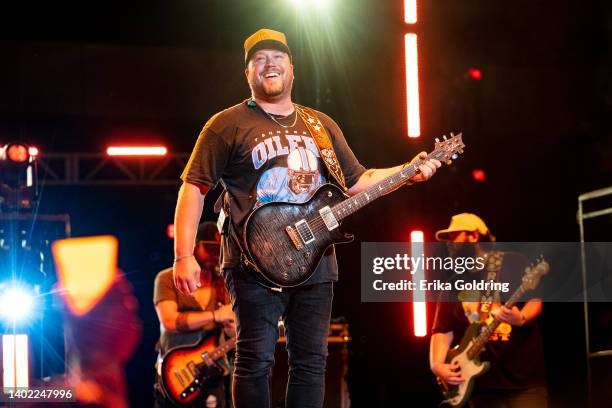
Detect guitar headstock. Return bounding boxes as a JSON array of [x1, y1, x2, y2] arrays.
[[522, 256, 550, 291], [432, 132, 465, 164]]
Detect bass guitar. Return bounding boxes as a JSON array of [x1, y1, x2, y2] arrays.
[[243, 133, 465, 288], [438, 257, 550, 407], [160, 335, 236, 406]]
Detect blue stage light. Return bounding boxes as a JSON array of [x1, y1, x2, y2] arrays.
[[0, 284, 34, 324]]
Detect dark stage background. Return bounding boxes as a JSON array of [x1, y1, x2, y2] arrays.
[[1, 1, 611, 406]]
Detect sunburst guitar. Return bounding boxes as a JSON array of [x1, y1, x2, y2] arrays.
[[160, 335, 236, 406]]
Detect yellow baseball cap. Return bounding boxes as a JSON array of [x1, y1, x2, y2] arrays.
[[435, 213, 490, 241], [244, 28, 292, 65]]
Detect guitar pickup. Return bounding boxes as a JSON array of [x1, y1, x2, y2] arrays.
[[319, 206, 339, 231], [285, 225, 303, 250], [295, 220, 315, 244]]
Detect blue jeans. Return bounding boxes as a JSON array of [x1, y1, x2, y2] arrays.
[[223, 267, 333, 408]]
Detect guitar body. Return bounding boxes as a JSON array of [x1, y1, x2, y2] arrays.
[[243, 183, 354, 287], [160, 336, 229, 406], [440, 323, 491, 408]]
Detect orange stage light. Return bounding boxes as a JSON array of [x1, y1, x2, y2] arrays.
[[52, 236, 118, 316], [404, 34, 421, 138], [106, 146, 168, 156], [6, 144, 29, 162], [410, 230, 427, 337], [404, 0, 417, 24]]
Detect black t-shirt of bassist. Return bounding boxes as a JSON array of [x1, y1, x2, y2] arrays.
[[431, 252, 547, 391], [181, 100, 366, 284]]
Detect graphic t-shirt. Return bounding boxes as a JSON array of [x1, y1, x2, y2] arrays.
[[431, 252, 547, 391], [181, 100, 366, 283]]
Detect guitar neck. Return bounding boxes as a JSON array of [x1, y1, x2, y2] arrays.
[[204, 337, 236, 362], [466, 286, 526, 359], [331, 149, 449, 221]]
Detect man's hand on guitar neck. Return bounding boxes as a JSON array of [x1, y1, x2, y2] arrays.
[[432, 362, 464, 386], [347, 151, 441, 195]]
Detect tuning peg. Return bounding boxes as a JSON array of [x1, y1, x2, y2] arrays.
[[459, 149, 464, 154], [435, 138, 440, 143], [443, 135, 447, 140]]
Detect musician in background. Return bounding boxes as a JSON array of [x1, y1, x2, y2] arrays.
[[154, 222, 235, 408], [430, 213, 548, 407]]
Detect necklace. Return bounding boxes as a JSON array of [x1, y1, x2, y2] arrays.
[[263, 106, 298, 128]]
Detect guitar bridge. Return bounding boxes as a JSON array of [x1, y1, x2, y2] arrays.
[[285, 225, 303, 250]]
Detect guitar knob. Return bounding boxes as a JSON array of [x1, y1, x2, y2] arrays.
[[286, 257, 294, 266], [300, 266, 307, 274], [327, 191, 333, 197], [304, 251, 311, 259], [282, 272, 289, 280]]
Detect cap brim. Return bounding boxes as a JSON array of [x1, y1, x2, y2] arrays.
[[245, 40, 292, 64], [435, 229, 453, 241]]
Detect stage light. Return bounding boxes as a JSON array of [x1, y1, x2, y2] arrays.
[[289, 0, 331, 10], [0, 285, 34, 323], [472, 169, 486, 182], [410, 230, 427, 337], [404, 0, 417, 24], [28, 146, 39, 157], [5, 144, 29, 163], [106, 146, 168, 156], [467, 68, 482, 81], [167, 224, 175, 239], [53, 236, 118, 316], [405, 34, 421, 137], [2, 334, 29, 389]]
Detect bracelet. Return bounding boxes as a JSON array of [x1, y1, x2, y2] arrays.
[[174, 254, 194, 263], [211, 310, 216, 323]]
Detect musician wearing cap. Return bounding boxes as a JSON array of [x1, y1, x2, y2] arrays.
[[154, 222, 235, 407], [172, 28, 440, 407], [430, 213, 548, 407]]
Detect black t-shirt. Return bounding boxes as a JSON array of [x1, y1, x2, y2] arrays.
[[431, 252, 546, 391], [181, 100, 366, 283]]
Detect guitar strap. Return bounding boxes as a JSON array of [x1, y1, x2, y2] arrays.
[[478, 251, 504, 321], [294, 104, 348, 191]]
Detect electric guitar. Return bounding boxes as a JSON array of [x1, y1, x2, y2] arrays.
[[160, 335, 236, 406], [243, 133, 465, 288], [438, 257, 550, 407]]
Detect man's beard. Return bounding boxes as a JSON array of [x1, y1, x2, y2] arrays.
[[251, 76, 292, 99], [447, 242, 477, 259]]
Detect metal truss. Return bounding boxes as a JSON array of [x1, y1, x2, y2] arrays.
[[36, 153, 190, 186]]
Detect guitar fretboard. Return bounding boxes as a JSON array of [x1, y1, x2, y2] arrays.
[[202, 337, 236, 363], [331, 148, 451, 221], [466, 286, 526, 359]]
